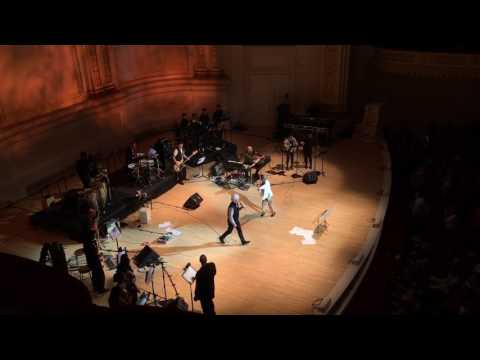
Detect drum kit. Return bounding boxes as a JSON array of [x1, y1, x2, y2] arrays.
[[128, 152, 164, 186]]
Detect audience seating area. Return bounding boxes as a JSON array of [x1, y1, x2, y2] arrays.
[[385, 125, 480, 315]]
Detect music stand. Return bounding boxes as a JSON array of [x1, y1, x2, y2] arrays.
[[106, 220, 121, 250], [278, 144, 286, 171], [182, 264, 197, 312], [318, 149, 327, 177], [315, 208, 332, 235]]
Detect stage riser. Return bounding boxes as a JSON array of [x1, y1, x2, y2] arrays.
[[30, 174, 177, 241]]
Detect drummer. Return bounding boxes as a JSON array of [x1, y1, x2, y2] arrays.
[[148, 146, 158, 159]]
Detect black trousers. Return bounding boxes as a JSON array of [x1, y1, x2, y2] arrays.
[[83, 239, 106, 292], [176, 167, 186, 182], [199, 298, 216, 315], [286, 152, 294, 169], [304, 151, 313, 169], [220, 222, 247, 244]]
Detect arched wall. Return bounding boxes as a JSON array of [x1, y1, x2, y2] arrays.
[[0, 45, 228, 203]]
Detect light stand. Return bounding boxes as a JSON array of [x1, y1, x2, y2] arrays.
[[143, 259, 180, 307], [160, 261, 167, 301], [280, 150, 285, 170], [318, 150, 327, 177], [145, 264, 161, 306], [155, 260, 181, 308]]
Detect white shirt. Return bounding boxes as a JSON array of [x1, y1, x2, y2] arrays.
[[259, 179, 273, 201]]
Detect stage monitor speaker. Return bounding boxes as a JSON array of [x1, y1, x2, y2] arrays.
[[303, 171, 318, 184], [133, 245, 160, 268], [183, 193, 203, 210], [210, 162, 225, 177]]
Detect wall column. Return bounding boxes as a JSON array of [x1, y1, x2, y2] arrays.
[[320, 45, 351, 111], [75, 45, 116, 96], [194, 46, 209, 77]]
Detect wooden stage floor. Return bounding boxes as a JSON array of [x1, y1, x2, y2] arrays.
[[0, 132, 384, 315]]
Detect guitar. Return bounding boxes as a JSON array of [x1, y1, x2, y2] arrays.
[[283, 137, 298, 153], [174, 150, 199, 172]]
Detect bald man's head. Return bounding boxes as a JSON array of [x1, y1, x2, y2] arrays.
[[200, 254, 207, 265]]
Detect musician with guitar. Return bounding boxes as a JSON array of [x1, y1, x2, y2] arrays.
[[172, 141, 198, 185], [283, 134, 298, 170]]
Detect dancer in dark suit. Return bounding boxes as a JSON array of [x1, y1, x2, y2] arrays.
[[219, 193, 250, 245]]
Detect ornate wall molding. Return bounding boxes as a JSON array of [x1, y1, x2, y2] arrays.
[[376, 49, 480, 79], [75, 45, 116, 96], [0, 75, 229, 147], [194, 46, 209, 77], [207, 45, 222, 75], [194, 45, 224, 78]]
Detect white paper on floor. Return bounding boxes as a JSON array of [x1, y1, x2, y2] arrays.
[[159, 222, 172, 228], [166, 228, 182, 237], [290, 226, 316, 245]]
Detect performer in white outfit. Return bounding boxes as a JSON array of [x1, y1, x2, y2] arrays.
[[257, 174, 276, 217]]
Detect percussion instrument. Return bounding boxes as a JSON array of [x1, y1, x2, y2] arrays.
[[227, 160, 249, 169], [140, 159, 155, 167], [196, 156, 207, 166]]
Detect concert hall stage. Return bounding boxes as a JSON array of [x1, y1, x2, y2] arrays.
[[0, 131, 389, 315]]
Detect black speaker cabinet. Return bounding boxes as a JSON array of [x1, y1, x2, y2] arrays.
[[303, 171, 318, 184], [183, 193, 203, 210], [133, 245, 160, 268]]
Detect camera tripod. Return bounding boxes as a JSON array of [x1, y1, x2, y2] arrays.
[[145, 260, 180, 306]]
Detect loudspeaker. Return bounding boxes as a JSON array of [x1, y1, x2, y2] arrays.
[[210, 162, 225, 176], [133, 245, 160, 268], [183, 193, 203, 210], [303, 171, 318, 184]]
